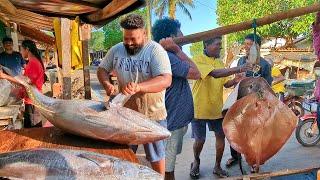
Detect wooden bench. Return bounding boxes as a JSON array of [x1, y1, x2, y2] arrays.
[[0, 127, 138, 163]]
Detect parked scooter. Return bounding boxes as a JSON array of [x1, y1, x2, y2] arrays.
[[295, 92, 320, 147]]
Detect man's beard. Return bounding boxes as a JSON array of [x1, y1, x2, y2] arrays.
[[124, 44, 143, 55]]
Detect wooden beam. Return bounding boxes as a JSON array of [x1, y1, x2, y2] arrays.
[[11, 14, 53, 26], [0, 11, 52, 29], [85, 0, 137, 23], [173, 3, 320, 45], [60, 18, 72, 100], [80, 24, 92, 100], [0, 0, 16, 15], [18, 24, 55, 45], [17, 9, 54, 22], [6, 15, 53, 28], [0, 16, 9, 27], [59, 0, 101, 8]]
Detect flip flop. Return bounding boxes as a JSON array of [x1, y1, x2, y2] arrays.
[[226, 157, 238, 168], [213, 168, 229, 178], [190, 162, 200, 179]]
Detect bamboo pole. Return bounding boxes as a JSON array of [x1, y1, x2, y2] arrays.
[[173, 3, 320, 45], [225, 166, 320, 180]]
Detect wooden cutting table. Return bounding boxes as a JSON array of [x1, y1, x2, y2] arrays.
[[0, 127, 138, 163]]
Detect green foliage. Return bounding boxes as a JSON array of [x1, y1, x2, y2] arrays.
[[102, 19, 122, 51], [217, 0, 317, 46], [153, 0, 194, 19], [89, 30, 105, 51], [189, 42, 203, 58], [0, 21, 6, 41]]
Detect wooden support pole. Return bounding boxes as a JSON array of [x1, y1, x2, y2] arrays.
[[80, 24, 92, 100], [60, 18, 72, 100], [173, 3, 320, 45]]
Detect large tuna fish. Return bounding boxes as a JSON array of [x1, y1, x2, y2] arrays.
[[13, 76, 170, 145], [0, 148, 163, 179]]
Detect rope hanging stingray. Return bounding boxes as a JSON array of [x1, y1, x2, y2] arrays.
[[238, 18, 262, 175], [248, 18, 261, 77]]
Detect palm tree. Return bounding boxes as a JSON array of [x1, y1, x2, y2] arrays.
[[153, 0, 194, 20], [146, 0, 153, 40]]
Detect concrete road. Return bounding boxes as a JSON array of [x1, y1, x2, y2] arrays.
[[174, 126, 320, 180]]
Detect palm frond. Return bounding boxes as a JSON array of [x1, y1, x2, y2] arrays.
[[153, 0, 169, 19], [177, 2, 193, 20]]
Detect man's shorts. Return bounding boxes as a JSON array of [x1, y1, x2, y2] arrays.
[[131, 120, 167, 162], [191, 118, 224, 141], [165, 125, 188, 172]]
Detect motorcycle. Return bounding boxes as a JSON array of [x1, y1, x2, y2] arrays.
[[283, 92, 304, 117], [295, 94, 320, 147]]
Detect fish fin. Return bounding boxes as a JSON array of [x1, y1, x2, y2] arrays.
[[78, 153, 115, 168]]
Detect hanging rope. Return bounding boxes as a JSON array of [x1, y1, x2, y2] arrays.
[[252, 18, 257, 43]]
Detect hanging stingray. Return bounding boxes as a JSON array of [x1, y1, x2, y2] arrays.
[[223, 78, 298, 172]]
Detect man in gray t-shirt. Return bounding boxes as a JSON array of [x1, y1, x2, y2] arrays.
[[97, 14, 172, 175]]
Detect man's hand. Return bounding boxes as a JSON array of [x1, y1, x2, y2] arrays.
[[234, 74, 247, 84], [239, 63, 253, 73], [121, 82, 141, 95], [104, 83, 115, 96], [159, 38, 181, 54], [0, 69, 4, 79]]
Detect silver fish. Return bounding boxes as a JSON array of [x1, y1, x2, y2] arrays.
[[13, 76, 170, 145], [0, 148, 163, 180]]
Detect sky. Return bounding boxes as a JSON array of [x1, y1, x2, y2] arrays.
[[151, 0, 219, 55]]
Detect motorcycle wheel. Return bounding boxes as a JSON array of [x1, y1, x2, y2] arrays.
[[295, 118, 320, 147], [288, 101, 304, 117]]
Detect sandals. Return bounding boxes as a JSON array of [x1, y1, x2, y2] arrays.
[[190, 162, 200, 179], [226, 157, 238, 168], [213, 168, 229, 178]]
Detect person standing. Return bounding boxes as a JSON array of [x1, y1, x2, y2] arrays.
[[190, 37, 252, 178], [97, 14, 172, 175], [0, 37, 25, 76], [0, 40, 45, 128], [152, 18, 200, 180], [226, 33, 273, 168]]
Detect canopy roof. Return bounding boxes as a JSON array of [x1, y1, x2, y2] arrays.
[[0, 0, 145, 44]]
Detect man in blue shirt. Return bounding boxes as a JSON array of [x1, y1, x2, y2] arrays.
[[152, 18, 200, 180], [226, 33, 273, 168], [0, 37, 25, 76]]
